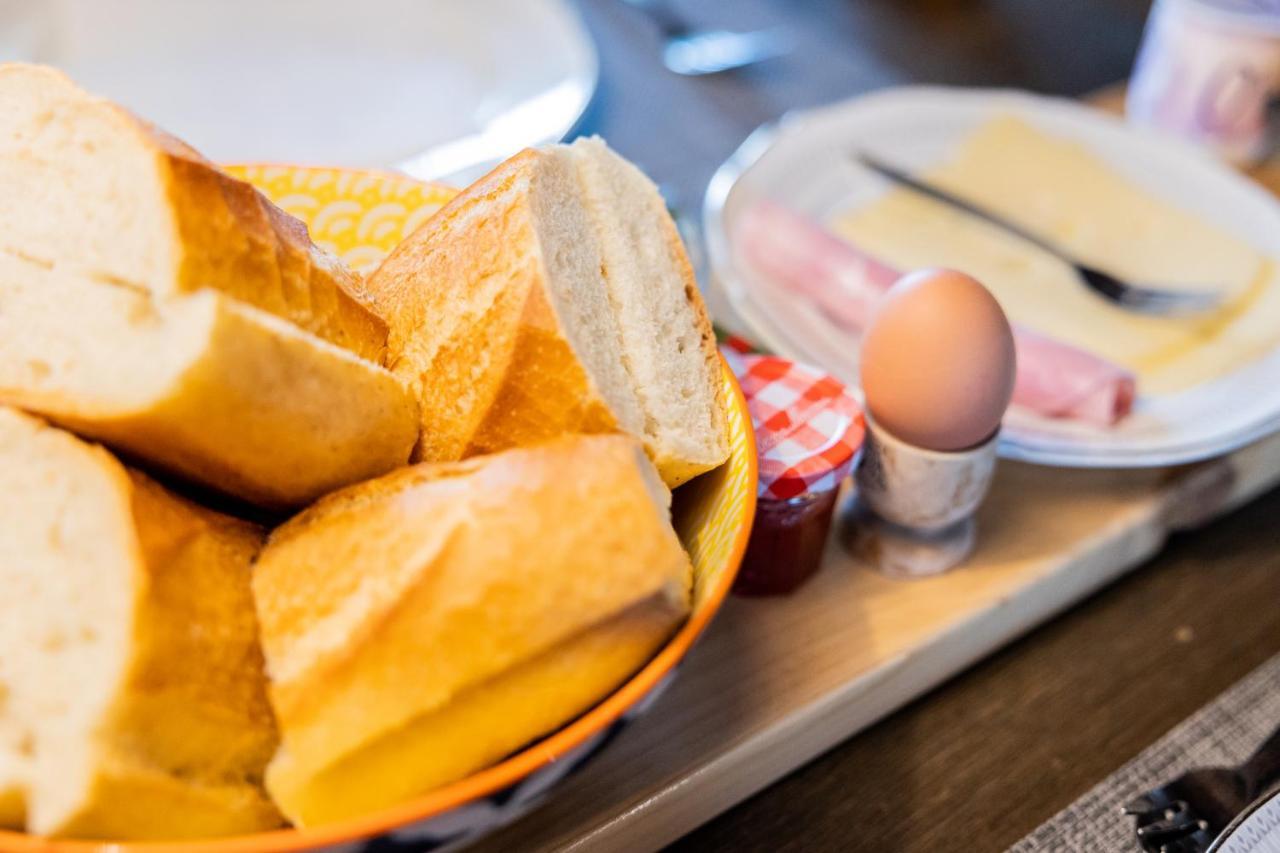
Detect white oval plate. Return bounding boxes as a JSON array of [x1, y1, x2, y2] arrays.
[[1211, 786, 1280, 853], [704, 87, 1280, 468], [0, 0, 596, 185]]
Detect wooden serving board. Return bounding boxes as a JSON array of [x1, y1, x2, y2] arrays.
[[465, 92, 1280, 853]]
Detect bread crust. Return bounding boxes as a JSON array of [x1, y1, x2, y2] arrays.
[[0, 260, 419, 509], [253, 435, 691, 825], [366, 149, 624, 461], [0, 410, 282, 838], [266, 596, 680, 825], [366, 144, 730, 483], [368, 151, 629, 462], [0, 63, 388, 364], [147, 124, 389, 363], [65, 295, 418, 509]]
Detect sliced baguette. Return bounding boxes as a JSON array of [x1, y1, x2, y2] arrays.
[[0, 251, 418, 509], [0, 62, 386, 362], [562, 137, 728, 485], [253, 434, 692, 826], [0, 733, 22, 829], [0, 408, 281, 839], [366, 138, 728, 486]]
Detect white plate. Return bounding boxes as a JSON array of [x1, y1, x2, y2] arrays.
[[1212, 787, 1280, 853], [0, 0, 597, 185], [704, 86, 1280, 468]]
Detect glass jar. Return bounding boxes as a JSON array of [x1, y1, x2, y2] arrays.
[[720, 348, 864, 597], [734, 488, 840, 596]]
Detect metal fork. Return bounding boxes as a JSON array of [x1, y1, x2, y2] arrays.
[[1124, 724, 1280, 852], [620, 0, 790, 76], [852, 151, 1224, 316]]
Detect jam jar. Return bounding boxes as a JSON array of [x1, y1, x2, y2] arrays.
[[722, 349, 865, 596]]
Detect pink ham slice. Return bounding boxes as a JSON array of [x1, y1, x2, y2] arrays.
[[734, 199, 1136, 426]]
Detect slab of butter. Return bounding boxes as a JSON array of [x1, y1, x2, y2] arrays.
[[834, 115, 1280, 395]]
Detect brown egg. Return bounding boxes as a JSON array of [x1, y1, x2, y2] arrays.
[[860, 269, 1016, 451]]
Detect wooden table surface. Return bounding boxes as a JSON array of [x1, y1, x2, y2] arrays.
[[567, 1, 1280, 850]]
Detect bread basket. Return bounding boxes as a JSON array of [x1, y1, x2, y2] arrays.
[[0, 165, 756, 852]]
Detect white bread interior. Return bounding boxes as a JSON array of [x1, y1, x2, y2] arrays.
[[366, 139, 728, 486], [0, 63, 421, 507], [0, 251, 418, 509], [253, 434, 692, 826], [0, 62, 387, 362], [0, 408, 281, 839], [531, 147, 650, 440], [559, 137, 728, 485]]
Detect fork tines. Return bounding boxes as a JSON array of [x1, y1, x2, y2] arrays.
[[1124, 793, 1217, 852]]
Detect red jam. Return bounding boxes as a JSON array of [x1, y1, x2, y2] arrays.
[[719, 349, 864, 598], [734, 489, 839, 596]]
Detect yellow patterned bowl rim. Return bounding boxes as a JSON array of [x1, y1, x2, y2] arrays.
[[0, 164, 757, 852]]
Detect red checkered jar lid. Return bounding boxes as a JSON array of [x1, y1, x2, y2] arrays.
[[722, 348, 865, 501]]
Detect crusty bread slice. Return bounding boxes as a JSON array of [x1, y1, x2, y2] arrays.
[[253, 434, 691, 826], [0, 736, 23, 829], [0, 62, 386, 362], [366, 139, 728, 487], [560, 137, 728, 485], [0, 408, 282, 839], [366, 148, 647, 466], [0, 251, 418, 509], [266, 597, 681, 825]]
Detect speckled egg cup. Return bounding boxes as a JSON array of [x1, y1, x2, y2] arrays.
[[843, 413, 999, 579]]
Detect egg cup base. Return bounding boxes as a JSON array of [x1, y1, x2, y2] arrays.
[[839, 493, 977, 578]]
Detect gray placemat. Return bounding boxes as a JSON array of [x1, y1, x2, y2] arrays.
[[1010, 653, 1280, 852]]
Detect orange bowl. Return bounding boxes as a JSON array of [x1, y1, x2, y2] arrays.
[[0, 166, 757, 852]]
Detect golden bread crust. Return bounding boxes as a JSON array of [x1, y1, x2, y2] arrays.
[[368, 151, 626, 463], [0, 63, 387, 363], [151, 129, 389, 363], [0, 410, 282, 839], [0, 281, 419, 509], [266, 596, 680, 825], [253, 435, 691, 825]]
